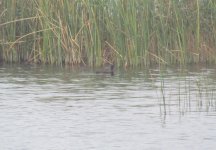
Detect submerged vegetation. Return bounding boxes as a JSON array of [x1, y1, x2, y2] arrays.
[[0, 0, 216, 67]]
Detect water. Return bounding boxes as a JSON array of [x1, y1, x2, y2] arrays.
[[0, 64, 216, 150]]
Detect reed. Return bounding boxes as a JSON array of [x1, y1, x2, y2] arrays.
[[0, 0, 216, 66]]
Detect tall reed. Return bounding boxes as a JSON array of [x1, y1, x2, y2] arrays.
[[0, 0, 216, 66]]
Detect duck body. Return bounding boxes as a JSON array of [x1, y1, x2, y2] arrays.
[[96, 64, 114, 76]]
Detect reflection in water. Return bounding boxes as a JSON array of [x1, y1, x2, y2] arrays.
[[0, 64, 216, 150]]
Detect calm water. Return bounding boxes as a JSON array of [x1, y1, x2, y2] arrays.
[[0, 64, 216, 150]]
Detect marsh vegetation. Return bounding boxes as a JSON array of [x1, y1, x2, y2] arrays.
[[0, 0, 216, 67]]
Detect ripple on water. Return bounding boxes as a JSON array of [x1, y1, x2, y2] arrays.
[[0, 65, 216, 150]]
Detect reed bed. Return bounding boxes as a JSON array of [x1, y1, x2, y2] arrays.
[[0, 0, 216, 67]]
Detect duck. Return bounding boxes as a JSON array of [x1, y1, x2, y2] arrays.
[[96, 64, 114, 76]]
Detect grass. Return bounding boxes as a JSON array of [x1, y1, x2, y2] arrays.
[[0, 0, 216, 67]]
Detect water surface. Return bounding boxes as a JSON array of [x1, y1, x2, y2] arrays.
[[0, 64, 216, 150]]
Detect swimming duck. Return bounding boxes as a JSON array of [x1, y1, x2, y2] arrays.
[[96, 64, 114, 76]]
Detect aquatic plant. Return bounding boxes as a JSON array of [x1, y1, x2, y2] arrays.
[[0, 0, 216, 67]]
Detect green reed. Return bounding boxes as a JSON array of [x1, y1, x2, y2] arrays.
[[0, 0, 216, 66]]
